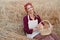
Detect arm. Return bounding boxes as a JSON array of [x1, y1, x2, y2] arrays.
[[23, 16, 33, 34], [37, 15, 44, 25]]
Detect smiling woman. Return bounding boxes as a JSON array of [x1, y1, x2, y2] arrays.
[[23, 3, 42, 39], [23, 3, 60, 40]]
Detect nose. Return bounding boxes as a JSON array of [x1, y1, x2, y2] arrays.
[[28, 8, 33, 11]]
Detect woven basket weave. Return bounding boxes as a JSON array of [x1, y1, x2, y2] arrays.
[[38, 20, 53, 35]]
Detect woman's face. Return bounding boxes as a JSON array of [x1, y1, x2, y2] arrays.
[[27, 5, 34, 14]]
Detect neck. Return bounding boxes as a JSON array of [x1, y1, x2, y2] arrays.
[[29, 14, 34, 17]]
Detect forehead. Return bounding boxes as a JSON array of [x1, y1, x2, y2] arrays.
[[27, 5, 32, 8]]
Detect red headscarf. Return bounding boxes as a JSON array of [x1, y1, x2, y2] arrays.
[[24, 3, 33, 13]]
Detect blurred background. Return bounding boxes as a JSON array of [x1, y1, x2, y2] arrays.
[[0, 0, 60, 40]]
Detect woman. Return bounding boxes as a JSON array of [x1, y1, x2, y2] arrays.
[[23, 3, 60, 40]]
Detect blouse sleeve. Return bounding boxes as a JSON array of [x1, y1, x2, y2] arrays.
[[23, 16, 33, 34], [37, 15, 42, 24], [37, 15, 44, 25]]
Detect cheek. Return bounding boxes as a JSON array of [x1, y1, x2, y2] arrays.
[[27, 10, 33, 13], [29, 10, 33, 12]]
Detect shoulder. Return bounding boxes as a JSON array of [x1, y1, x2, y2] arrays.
[[36, 15, 41, 20], [36, 15, 40, 18], [23, 15, 28, 21]]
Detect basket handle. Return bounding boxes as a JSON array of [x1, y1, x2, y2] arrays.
[[40, 20, 53, 29]]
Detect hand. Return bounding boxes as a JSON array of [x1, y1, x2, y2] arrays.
[[37, 23, 43, 30], [33, 27, 38, 32]]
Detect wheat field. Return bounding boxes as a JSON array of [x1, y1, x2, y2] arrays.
[[0, 0, 60, 40]]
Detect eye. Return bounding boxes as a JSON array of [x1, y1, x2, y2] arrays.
[[27, 7, 32, 10], [27, 8, 30, 9]]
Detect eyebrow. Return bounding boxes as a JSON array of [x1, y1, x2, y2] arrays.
[[28, 7, 32, 9]]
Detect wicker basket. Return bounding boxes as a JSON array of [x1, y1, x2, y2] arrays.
[[38, 20, 53, 35]]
